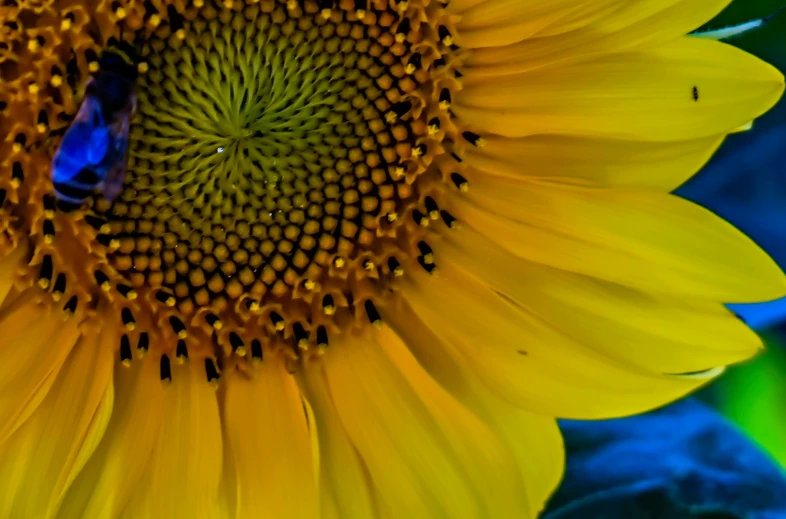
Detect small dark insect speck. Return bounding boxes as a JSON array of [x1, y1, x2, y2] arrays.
[[517, 350, 528, 356], [692, 85, 699, 102]]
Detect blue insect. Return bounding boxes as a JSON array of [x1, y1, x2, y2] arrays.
[[51, 49, 138, 209]]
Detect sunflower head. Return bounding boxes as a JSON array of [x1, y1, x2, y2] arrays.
[[1, 0, 478, 380], [1, 1, 785, 518]]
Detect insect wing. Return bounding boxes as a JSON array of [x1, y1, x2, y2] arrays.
[[101, 158, 127, 202], [86, 126, 112, 166], [51, 90, 105, 184], [101, 119, 131, 202], [69, 80, 101, 126], [99, 99, 134, 202]]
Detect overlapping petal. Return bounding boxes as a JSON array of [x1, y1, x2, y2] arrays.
[[400, 262, 721, 418], [457, 38, 784, 142], [461, 134, 725, 191], [462, 0, 733, 73], [305, 328, 532, 518], [0, 326, 113, 519], [0, 296, 82, 445], [56, 357, 167, 519], [433, 227, 762, 374], [221, 354, 318, 519], [386, 301, 564, 515], [453, 0, 624, 49], [444, 179, 786, 302]]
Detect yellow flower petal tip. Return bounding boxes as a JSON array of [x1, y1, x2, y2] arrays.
[[668, 366, 726, 380]]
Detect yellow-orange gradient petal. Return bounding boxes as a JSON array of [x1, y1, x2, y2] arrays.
[[401, 262, 724, 418], [0, 327, 113, 519], [453, 0, 624, 49], [445, 179, 786, 302], [0, 247, 26, 306], [307, 328, 532, 518], [463, 0, 733, 74], [434, 227, 762, 374], [461, 133, 725, 191], [117, 361, 223, 519], [0, 296, 82, 445], [300, 363, 378, 519], [56, 356, 166, 519], [386, 301, 564, 516], [221, 353, 318, 519]]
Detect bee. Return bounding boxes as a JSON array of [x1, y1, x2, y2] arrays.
[[51, 45, 138, 209]]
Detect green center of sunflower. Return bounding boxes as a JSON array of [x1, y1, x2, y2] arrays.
[[30, 0, 464, 378]]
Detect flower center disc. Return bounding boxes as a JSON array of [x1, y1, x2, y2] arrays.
[[53, 0, 463, 364], [119, 3, 423, 309]]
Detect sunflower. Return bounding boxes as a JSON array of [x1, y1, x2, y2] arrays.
[[0, 0, 783, 517]]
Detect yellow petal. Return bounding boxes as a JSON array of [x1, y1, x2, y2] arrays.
[[464, 0, 732, 76], [386, 301, 564, 516], [120, 358, 223, 519], [455, 0, 622, 49], [316, 327, 530, 518], [730, 120, 754, 133], [57, 354, 165, 519], [0, 328, 113, 519], [479, 401, 563, 518], [401, 262, 723, 419], [0, 295, 81, 444], [221, 354, 318, 519], [448, 179, 786, 302], [436, 226, 762, 373], [457, 38, 784, 141], [447, 0, 486, 14], [299, 363, 377, 519], [0, 245, 26, 307], [463, 133, 724, 191]]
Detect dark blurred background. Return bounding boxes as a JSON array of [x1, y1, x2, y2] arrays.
[[678, 0, 786, 466]]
